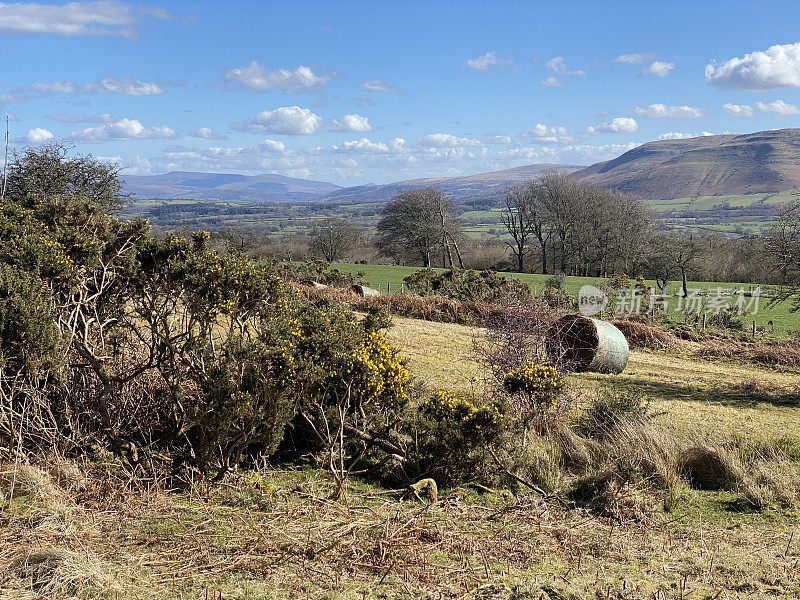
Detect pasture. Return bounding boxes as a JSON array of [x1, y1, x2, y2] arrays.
[[333, 262, 800, 334]]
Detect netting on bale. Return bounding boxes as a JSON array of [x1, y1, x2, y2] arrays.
[[545, 314, 629, 374]]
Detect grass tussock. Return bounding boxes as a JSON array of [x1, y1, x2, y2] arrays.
[[677, 444, 742, 491], [517, 385, 800, 521], [10, 548, 121, 598]]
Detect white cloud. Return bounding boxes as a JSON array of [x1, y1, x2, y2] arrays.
[[188, 127, 228, 140], [257, 139, 287, 153], [613, 52, 656, 64], [722, 103, 754, 117], [223, 62, 332, 92], [484, 134, 513, 145], [71, 118, 178, 142], [120, 155, 153, 175], [0, 1, 174, 38], [541, 77, 563, 88], [418, 133, 483, 148], [706, 42, 800, 90], [464, 51, 513, 72], [587, 117, 639, 134], [522, 124, 573, 143], [47, 112, 116, 123], [235, 106, 322, 135], [642, 61, 675, 77], [5, 76, 165, 102], [25, 127, 54, 143], [658, 131, 716, 140], [633, 103, 706, 118], [332, 114, 373, 132], [545, 56, 586, 76], [153, 140, 304, 176], [360, 79, 404, 94], [321, 138, 408, 155], [563, 142, 640, 159], [755, 99, 800, 115]]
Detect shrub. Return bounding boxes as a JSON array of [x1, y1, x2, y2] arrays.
[[0, 167, 410, 483], [540, 273, 572, 309], [403, 268, 531, 304], [707, 306, 744, 330], [0, 264, 61, 374], [414, 391, 509, 483], [503, 363, 565, 428]]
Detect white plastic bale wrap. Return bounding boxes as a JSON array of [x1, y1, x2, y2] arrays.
[[545, 314, 629, 374]]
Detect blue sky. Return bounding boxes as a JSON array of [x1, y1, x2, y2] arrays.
[[2, 0, 800, 186]]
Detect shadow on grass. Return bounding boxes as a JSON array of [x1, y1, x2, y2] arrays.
[[619, 377, 800, 408]]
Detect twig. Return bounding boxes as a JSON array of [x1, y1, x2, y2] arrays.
[[486, 445, 572, 508]]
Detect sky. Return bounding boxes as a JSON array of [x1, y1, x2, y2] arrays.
[[2, 0, 800, 186]]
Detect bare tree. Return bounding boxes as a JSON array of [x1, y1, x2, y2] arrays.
[[377, 188, 463, 267], [765, 198, 800, 307], [213, 228, 257, 255], [650, 233, 697, 299], [309, 218, 364, 262], [502, 185, 535, 272], [537, 170, 580, 273]]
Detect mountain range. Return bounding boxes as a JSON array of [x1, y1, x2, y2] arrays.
[[122, 171, 341, 203], [574, 128, 800, 199], [122, 128, 800, 205]]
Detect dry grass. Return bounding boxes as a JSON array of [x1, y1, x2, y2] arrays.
[[611, 318, 684, 350], [697, 338, 800, 367], [3, 461, 800, 599], [296, 284, 528, 325], [386, 316, 484, 392], [386, 316, 800, 448]]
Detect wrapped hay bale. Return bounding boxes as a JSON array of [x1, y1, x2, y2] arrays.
[[350, 284, 380, 297], [545, 314, 629, 374]]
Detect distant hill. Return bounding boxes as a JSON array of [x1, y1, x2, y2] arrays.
[[318, 164, 584, 205], [122, 171, 341, 203], [573, 129, 800, 199], [123, 129, 800, 207]]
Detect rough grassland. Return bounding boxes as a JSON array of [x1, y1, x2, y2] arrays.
[[386, 316, 800, 445], [3, 317, 800, 599]]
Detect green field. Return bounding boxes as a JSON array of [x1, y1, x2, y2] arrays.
[[333, 262, 800, 333]]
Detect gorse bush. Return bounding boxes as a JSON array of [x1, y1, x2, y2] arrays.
[[414, 391, 509, 483], [420, 391, 507, 439], [503, 363, 565, 428], [403, 267, 531, 304], [0, 144, 410, 484]]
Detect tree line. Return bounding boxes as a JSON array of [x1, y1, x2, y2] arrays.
[[107, 165, 794, 293], [301, 170, 780, 291]]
